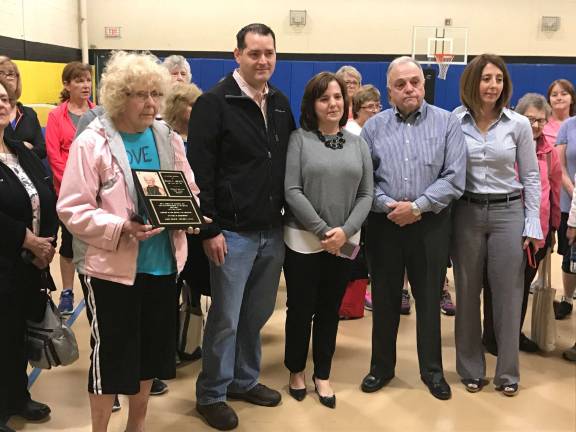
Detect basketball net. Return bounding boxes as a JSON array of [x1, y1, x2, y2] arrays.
[[434, 53, 454, 80]]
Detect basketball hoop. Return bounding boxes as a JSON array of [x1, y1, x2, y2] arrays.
[[434, 53, 454, 80]]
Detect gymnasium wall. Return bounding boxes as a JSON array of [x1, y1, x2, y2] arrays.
[[0, 0, 81, 106], [14, 60, 69, 105], [86, 0, 575, 56], [1, 0, 80, 50], [1, 0, 575, 112]]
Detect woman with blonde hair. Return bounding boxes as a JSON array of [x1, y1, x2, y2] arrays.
[[162, 82, 202, 142], [57, 51, 201, 432], [162, 81, 210, 366], [336, 65, 362, 118]]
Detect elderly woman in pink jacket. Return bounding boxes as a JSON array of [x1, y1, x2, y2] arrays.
[[57, 51, 201, 432]]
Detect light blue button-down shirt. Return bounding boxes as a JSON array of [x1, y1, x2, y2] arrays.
[[361, 101, 466, 215], [555, 117, 576, 213], [454, 106, 543, 239]]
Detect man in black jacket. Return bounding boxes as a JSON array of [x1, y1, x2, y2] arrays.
[[187, 23, 295, 431]]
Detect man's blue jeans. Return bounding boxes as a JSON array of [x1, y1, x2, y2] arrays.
[[196, 228, 284, 405]]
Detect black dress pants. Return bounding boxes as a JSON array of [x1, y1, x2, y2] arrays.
[[365, 209, 450, 383], [0, 289, 31, 419], [283, 247, 352, 380]]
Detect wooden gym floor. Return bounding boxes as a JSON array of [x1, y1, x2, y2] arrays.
[[8, 254, 576, 432]]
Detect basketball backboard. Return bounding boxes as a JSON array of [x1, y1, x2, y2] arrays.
[[412, 26, 468, 65]]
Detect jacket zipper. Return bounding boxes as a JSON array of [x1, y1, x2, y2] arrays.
[[228, 183, 239, 226]]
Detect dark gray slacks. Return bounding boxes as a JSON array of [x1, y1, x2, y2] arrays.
[[452, 199, 525, 386], [366, 209, 451, 383]]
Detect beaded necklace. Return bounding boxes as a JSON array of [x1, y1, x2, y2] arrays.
[[315, 130, 345, 150]]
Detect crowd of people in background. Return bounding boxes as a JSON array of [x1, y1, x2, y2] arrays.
[[0, 21, 575, 432]]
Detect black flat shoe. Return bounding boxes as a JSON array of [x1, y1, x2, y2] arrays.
[[360, 373, 394, 393], [422, 377, 452, 400], [313, 376, 336, 409]]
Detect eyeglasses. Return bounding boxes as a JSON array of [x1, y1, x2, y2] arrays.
[[0, 71, 18, 80], [344, 80, 359, 87], [526, 117, 547, 127], [360, 103, 382, 112], [126, 90, 164, 102]]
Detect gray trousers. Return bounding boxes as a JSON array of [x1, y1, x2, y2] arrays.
[[452, 198, 525, 386]]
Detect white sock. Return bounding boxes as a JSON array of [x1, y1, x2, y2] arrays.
[[561, 296, 574, 305]]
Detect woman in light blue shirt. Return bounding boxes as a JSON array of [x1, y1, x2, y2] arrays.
[[452, 54, 542, 397]]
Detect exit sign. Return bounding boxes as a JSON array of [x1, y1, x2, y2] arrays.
[[104, 27, 121, 38]]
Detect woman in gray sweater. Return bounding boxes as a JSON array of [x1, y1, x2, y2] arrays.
[[283, 72, 373, 408]]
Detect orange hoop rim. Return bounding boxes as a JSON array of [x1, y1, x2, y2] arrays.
[[434, 53, 455, 64]]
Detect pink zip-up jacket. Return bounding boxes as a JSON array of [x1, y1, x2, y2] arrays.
[[57, 114, 199, 285], [536, 134, 562, 248], [46, 100, 96, 195]]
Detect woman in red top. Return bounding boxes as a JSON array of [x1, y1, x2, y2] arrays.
[[45, 61, 94, 314]]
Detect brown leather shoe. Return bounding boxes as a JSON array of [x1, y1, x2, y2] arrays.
[[197, 402, 238, 431]]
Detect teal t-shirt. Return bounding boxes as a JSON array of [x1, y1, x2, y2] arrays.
[[121, 128, 176, 275]]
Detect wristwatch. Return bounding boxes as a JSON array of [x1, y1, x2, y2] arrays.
[[411, 202, 421, 217]]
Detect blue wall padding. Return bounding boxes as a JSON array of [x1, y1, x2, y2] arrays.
[[187, 58, 576, 123]]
